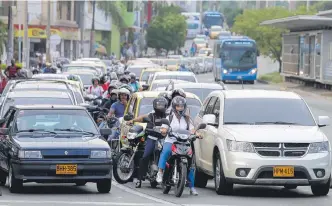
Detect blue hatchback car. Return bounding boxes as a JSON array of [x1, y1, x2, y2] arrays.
[[0, 105, 112, 193]]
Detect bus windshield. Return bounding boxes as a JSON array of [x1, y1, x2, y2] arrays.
[[204, 15, 223, 28], [220, 41, 257, 69], [187, 23, 199, 29]]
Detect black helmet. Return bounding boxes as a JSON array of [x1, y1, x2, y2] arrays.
[[129, 72, 136, 80], [124, 70, 130, 75], [171, 88, 186, 99], [100, 76, 106, 84], [158, 92, 171, 106], [153, 97, 168, 113], [171, 96, 187, 116], [91, 77, 99, 84], [119, 75, 129, 84]]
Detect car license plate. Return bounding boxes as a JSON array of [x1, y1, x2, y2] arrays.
[[273, 166, 294, 177], [56, 164, 77, 175]]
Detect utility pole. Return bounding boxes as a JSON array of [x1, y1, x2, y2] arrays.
[[80, 1, 85, 58], [23, 0, 29, 69], [6, 1, 14, 65], [89, 0, 96, 57], [18, 7, 22, 63], [200, 0, 203, 33], [46, 0, 51, 63]]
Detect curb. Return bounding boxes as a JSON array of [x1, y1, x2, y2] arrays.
[[257, 79, 269, 84]]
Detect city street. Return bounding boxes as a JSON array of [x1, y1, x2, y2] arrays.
[[1, 72, 332, 206]]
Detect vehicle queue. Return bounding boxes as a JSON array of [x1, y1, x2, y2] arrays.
[[0, 43, 330, 199]]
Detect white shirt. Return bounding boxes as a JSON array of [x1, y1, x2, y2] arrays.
[[165, 113, 194, 143], [88, 85, 104, 97]]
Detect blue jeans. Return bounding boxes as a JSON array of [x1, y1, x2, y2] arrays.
[[158, 142, 195, 188]]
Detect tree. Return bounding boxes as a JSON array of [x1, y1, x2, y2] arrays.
[[156, 4, 182, 16], [97, 1, 126, 28], [232, 7, 316, 72], [146, 13, 186, 55], [0, 20, 7, 57]]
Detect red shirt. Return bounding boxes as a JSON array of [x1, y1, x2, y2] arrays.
[[101, 82, 110, 91], [7, 66, 18, 77]]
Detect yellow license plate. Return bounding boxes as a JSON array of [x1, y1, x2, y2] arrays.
[[273, 166, 294, 177], [56, 164, 77, 175]]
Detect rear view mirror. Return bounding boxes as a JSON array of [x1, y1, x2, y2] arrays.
[[197, 123, 207, 130], [100, 128, 112, 136], [0, 128, 9, 135], [318, 116, 330, 127], [160, 118, 170, 126], [124, 113, 134, 121], [84, 96, 91, 101], [203, 114, 217, 126], [142, 84, 149, 91]]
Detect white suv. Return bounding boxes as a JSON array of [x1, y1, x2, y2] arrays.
[[194, 90, 331, 196]]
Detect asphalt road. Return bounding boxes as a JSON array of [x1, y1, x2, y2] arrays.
[[1, 72, 332, 206]]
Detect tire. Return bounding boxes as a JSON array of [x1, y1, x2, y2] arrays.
[[76, 181, 87, 186], [96, 178, 112, 193], [222, 80, 226, 84], [113, 151, 135, 184], [214, 152, 233, 195], [8, 164, 23, 193], [284, 185, 297, 189], [150, 180, 158, 188], [162, 166, 171, 194], [0, 170, 7, 186], [311, 177, 330, 196], [174, 161, 187, 197], [249, 80, 255, 84]]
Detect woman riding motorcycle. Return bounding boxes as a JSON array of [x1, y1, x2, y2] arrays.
[[166, 89, 187, 114], [100, 75, 110, 91], [156, 96, 198, 196], [87, 78, 104, 97], [126, 97, 169, 188], [129, 73, 142, 92], [102, 84, 118, 109]]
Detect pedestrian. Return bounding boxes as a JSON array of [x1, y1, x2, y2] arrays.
[[5, 59, 20, 79]]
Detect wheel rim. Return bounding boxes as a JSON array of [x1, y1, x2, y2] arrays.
[[8, 166, 12, 188], [116, 153, 134, 181], [215, 160, 220, 189]]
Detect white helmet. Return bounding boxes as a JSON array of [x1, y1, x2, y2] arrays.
[[117, 88, 131, 100]]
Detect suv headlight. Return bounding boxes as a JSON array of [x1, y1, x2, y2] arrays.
[[90, 150, 112, 158], [308, 142, 329, 153], [18, 150, 42, 159], [226, 140, 255, 153]]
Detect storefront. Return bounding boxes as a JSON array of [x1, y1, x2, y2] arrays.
[[14, 25, 80, 60]]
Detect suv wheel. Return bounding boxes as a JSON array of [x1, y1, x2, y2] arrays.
[[311, 177, 330, 196], [8, 164, 23, 193], [214, 152, 233, 195], [96, 178, 112, 193]]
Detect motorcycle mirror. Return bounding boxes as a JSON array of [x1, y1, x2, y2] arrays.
[[196, 123, 207, 132], [84, 96, 91, 101], [160, 118, 170, 126], [124, 113, 134, 121]]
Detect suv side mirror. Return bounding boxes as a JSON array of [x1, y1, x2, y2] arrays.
[[100, 128, 112, 136], [124, 113, 134, 121], [318, 116, 330, 127], [197, 123, 207, 130], [202, 114, 217, 126]]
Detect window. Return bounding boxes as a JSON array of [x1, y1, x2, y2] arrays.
[[127, 1, 133, 12], [6, 110, 16, 128], [205, 97, 217, 115], [212, 98, 220, 125], [57, 1, 62, 20], [88, 1, 92, 13], [66, 1, 71, 21], [127, 97, 136, 115]]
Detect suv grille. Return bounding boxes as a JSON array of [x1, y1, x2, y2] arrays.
[[253, 143, 309, 157]]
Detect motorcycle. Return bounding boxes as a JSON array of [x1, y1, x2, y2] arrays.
[[113, 116, 165, 187], [162, 123, 206, 197], [98, 114, 121, 155]]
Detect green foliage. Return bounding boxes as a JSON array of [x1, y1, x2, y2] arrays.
[[232, 6, 316, 72], [0, 20, 7, 55], [259, 72, 283, 83], [157, 4, 182, 16], [97, 1, 126, 28], [218, 1, 243, 28], [146, 11, 186, 52]]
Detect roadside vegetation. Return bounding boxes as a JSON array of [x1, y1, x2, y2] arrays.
[[259, 72, 283, 84]]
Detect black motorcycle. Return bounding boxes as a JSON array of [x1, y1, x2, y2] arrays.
[[162, 123, 206, 197]]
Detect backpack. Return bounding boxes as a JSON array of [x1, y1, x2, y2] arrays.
[[168, 110, 190, 130]]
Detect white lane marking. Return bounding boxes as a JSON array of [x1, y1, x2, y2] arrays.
[[0, 200, 163, 206], [112, 181, 178, 206]]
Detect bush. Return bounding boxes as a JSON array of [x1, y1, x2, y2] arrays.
[[259, 72, 283, 83], [0, 62, 23, 70]]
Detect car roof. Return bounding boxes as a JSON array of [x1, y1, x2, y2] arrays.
[[8, 91, 71, 98], [64, 70, 97, 75], [14, 105, 86, 110], [152, 79, 189, 84], [220, 90, 301, 99], [13, 82, 68, 90], [32, 74, 68, 79], [142, 68, 165, 72], [133, 91, 201, 101], [65, 62, 97, 67], [154, 71, 195, 76], [173, 83, 224, 89]]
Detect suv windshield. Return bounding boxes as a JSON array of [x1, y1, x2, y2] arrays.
[[14, 109, 98, 136], [155, 75, 196, 82], [223, 98, 316, 126]]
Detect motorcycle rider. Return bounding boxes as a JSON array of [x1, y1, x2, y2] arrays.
[[87, 78, 104, 97], [156, 96, 198, 196], [102, 84, 118, 109], [166, 89, 187, 114], [43, 62, 56, 73], [126, 97, 168, 188], [129, 73, 142, 92], [100, 75, 110, 91], [119, 75, 130, 85], [107, 87, 130, 118]]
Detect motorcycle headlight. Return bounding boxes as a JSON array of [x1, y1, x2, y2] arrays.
[[226, 140, 255, 153], [90, 150, 111, 158], [127, 132, 137, 140], [308, 142, 329, 153], [18, 150, 42, 159]]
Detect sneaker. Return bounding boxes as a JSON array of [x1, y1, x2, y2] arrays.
[[190, 187, 198, 196], [135, 179, 141, 188], [156, 171, 163, 183]]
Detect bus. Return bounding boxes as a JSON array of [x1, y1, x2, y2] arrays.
[[203, 11, 224, 29], [181, 12, 201, 38], [212, 36, 259, 84]]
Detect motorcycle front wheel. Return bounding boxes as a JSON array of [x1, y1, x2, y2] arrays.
[[174, 161, 187, 197], [113, 151, 135, 184]]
